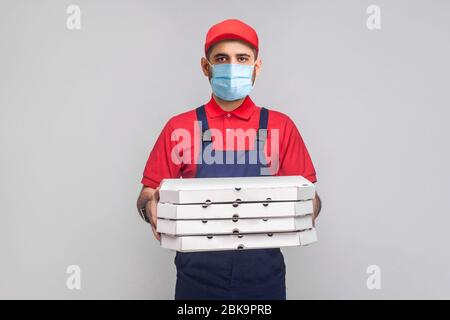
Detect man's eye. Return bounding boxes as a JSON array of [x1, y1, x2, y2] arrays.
[[216, 57, 227, 63], [238, 57, 248, 63]]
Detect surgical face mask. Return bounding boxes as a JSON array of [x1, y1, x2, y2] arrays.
[[208, 61, 256, 101]]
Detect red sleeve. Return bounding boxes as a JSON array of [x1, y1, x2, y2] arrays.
[[141, 119, 183, 188], [277, 117, 317, 183]]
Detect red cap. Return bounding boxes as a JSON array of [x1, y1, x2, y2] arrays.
[[205, 19, 259, 56]]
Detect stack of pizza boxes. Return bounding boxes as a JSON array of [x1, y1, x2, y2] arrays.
[[157, 175, 317, 252]]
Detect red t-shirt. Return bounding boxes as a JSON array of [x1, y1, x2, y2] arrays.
[[141, 95, 317, 188]]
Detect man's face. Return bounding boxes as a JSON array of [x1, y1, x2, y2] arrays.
[[201, 40, 262, 83]]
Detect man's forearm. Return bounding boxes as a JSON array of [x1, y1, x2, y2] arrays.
[[137, 186, 157, 222], [137, 186, 155, 206]]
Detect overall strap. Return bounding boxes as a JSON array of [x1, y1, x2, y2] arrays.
[[257, 107, 269, 144], [195, 105, 212, 142]]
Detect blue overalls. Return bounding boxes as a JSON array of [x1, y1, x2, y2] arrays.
[[174, 105, 286, 300]]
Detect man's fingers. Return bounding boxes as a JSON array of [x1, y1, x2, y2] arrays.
[[151, 224, 161, 241], [149, 218, 159, 239], [312, 213, 318, 227]]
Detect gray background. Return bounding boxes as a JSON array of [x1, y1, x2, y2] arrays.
[[1, 0, 449, 299]]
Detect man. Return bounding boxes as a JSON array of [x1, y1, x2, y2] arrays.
[[137, 19, 321, 300]]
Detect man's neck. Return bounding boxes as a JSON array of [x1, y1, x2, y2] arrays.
[[212, 94, 246, 112]]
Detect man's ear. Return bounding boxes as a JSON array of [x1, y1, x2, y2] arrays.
[[201, 57, 210, 77], [254, 58, 262, 77]]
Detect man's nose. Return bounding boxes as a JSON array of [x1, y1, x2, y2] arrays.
[[229, 57, 240, 64]]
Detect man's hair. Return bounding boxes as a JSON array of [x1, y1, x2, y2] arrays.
[[206, 40, 258, 61]]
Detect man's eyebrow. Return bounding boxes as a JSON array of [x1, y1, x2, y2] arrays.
[[236, 53, 251, 57], [212, 53, 230, 59]]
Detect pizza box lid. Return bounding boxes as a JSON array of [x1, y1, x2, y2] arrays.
[[159, 175, 315, 204], [160, 229, 317, 252]]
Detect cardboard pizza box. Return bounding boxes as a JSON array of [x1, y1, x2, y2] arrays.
[[160, 229, 318, 252], [157, 200, 313, 220], [157, 215, 313, 236], [159, 175, 315, 204]]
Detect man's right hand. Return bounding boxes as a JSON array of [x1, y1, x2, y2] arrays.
[[137, 186, 160, 241]]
